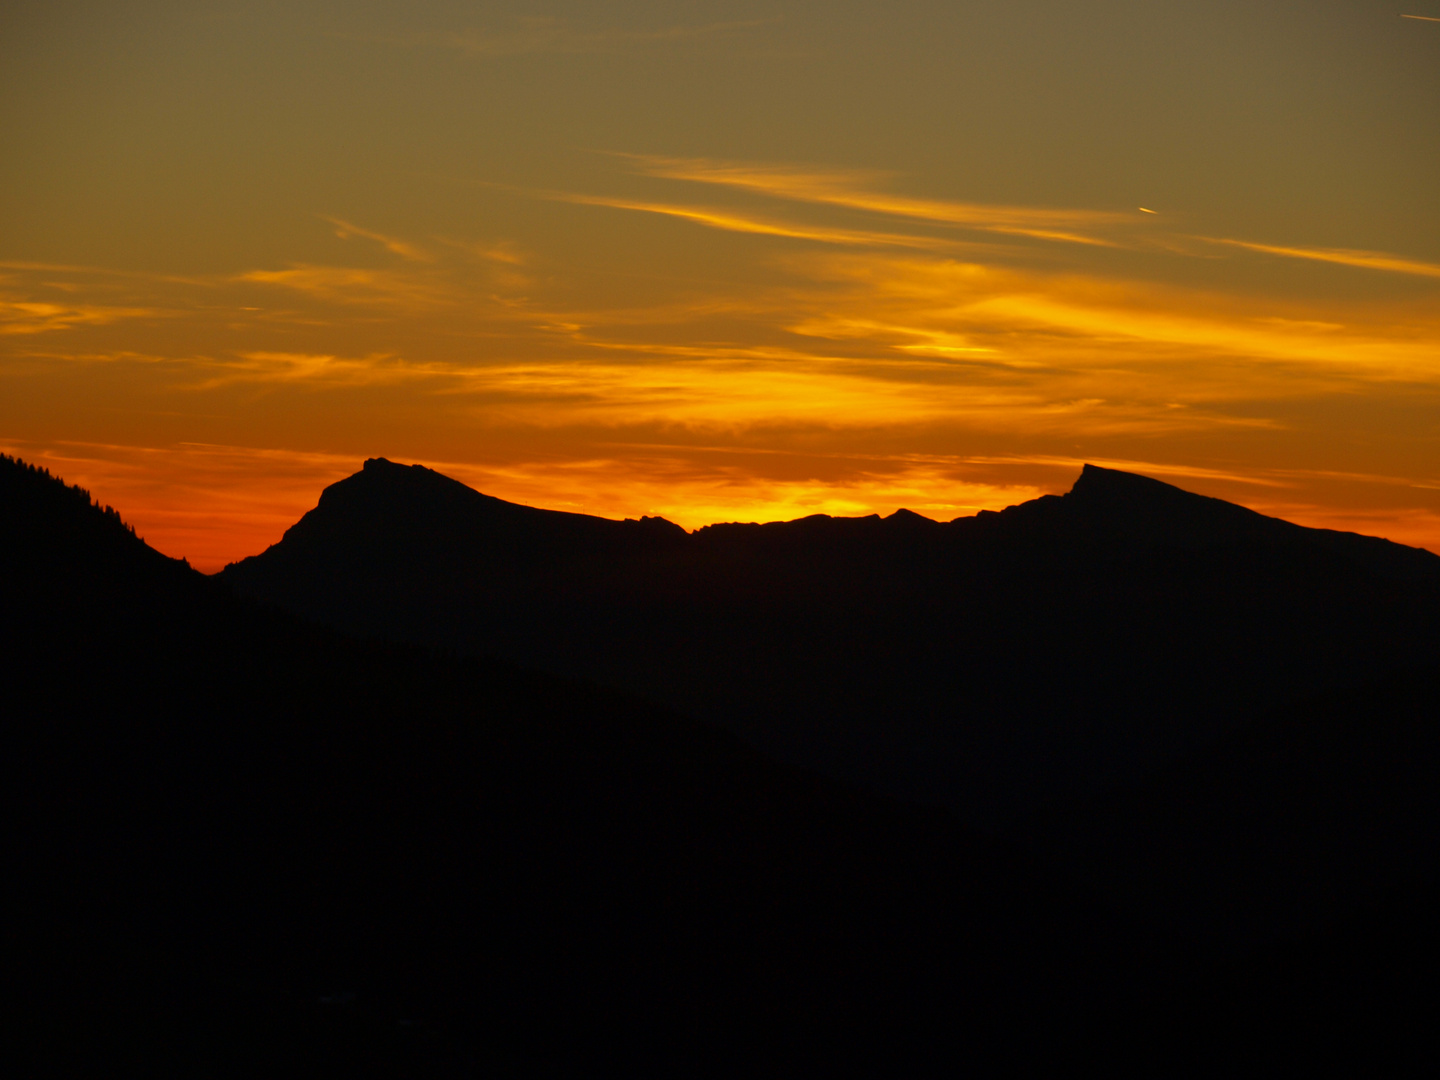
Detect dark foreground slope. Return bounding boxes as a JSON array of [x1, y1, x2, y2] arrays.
[[222, 459, 1440, 828], [1025, 660, 1440, 934], [4, 454, 1146, 1075], [8, 455, 1439, 1072]]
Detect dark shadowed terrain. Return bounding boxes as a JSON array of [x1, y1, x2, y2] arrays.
[[3, 454, 1139, 1075], [223, 458, 1440, 830], [7, 453, 1440, 1074]]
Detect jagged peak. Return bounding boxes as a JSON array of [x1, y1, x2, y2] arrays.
[[327, 458, 482, 508], [358, 457, 444, 481], [1071, 463, 1201, 501]]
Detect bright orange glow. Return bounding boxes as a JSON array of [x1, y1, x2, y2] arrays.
[[0, 440, 358, 571], [6, 206, 1440, 566], [4, 7, 1439, 565]]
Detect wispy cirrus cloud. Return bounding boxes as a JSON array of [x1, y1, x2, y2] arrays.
[[0, 298, 164, 334], [1196, 236, 1440, 278], [1, 345, 464, 392], [237, 264, 454, 309], [322, 216, 432, 261], [615, 154, 1136, 245], [9, 166, 1440, 560], [550, 192, 968, 251], [187, 351, 449, 389], [780, 252, 1440, 381], [610, 154, 1440, 274]]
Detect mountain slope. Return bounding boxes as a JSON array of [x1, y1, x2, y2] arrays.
[[1023, 659, 1440, 936], [222, 459, 1440, 826], [10, 453, 1439, 1071], [4, 453, 1136, 1074]]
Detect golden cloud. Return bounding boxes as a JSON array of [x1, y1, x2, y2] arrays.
[[322, 217, 432, 262], [0, 298, 164, 335], [237, 264, 455, 309], [185, 351, 451, 389], [618, 154, 1136, 242], [1198, 237, 1440, 278], [9, 168, 1440, 562], [550, 193, 965, 251], [780, 253, 1440, 380]]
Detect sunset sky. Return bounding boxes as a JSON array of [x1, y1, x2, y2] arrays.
[[3, 1, 1438, 570]]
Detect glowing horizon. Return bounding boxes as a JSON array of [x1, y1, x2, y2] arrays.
[[4, 2, 1438, 569]]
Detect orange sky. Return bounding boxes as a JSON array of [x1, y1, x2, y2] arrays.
[[3, 2, 1439, 570]]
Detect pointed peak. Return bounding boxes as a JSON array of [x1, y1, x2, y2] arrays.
[[885, 507, 938, 526], [1070, 463, 1187, 498], [1065, 464, 1245, 518], [1058, 462, 1284, 546], [316, 458, 486, 519]]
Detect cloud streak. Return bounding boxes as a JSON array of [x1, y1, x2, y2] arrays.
[[8, 170, 1440, 560], [1199, 237, 1440, 278], [185, 351, 449, 389], [780, 253, 1440, 381], [0, 298, 163, 334], [611, 155, 1440, 273], [617, 154, 1135, 245], [551, 193, 966, 251], [237, 264, 455, 309], [322, 217, 431, 261]]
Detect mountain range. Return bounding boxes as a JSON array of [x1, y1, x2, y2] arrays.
[[8, 451, 1439, 1074], [2, 453, 1126, 1074], [222, 458, 1440, 830]]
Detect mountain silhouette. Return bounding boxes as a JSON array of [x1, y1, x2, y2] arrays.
[[222, 458, 1440, 828], [2, 453, 1142, 1074], [9, 451, 1440, 1071]]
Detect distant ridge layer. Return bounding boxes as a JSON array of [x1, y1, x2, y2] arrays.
[[220, 459, 1440, 827]]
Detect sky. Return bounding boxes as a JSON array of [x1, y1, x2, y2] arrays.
[[3, 0, 1438, 570]]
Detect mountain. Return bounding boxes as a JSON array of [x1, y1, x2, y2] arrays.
[[1023, 659, 1440, 938], [3, 453, 1144, 1074], [222, 458, 1440, 828], [10, 452, 1439, 1071]]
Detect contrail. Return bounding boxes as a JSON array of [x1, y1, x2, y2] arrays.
[[1400, 13, 1440, 21]]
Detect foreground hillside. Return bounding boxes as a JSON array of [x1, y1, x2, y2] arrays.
[[8, 453, 1438, 1073], [3, 454, 1134, 1074]]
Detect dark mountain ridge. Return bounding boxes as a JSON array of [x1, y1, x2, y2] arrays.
[[3, 453, 1146, 1074], [222, 458, 1440, 828], [9, 452, 1439, 1071], [1005, 463, 1439, 584]]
